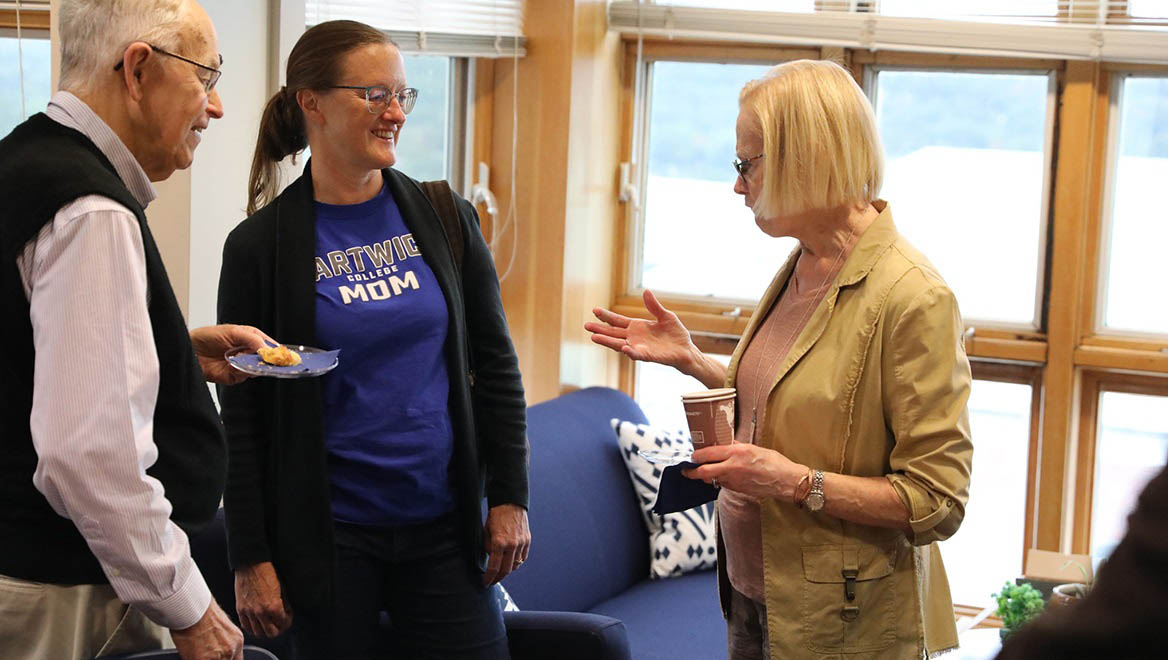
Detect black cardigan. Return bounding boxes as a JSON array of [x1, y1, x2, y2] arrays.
[[216, 163, 528, 611]]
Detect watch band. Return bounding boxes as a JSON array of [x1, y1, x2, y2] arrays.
[[793, 468, 812, 507], [805, 469, 826, 512]]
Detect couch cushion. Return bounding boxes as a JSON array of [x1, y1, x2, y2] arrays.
[[502, 387, 650, 612], [588, 569, 726, 660], [613, 420, 718, 578]]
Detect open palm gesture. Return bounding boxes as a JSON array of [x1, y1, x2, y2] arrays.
[[586, 290, 698, 370]]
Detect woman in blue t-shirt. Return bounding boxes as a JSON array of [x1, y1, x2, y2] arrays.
[[217, 20, 529, 659]]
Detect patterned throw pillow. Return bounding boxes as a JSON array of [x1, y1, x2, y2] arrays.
[[493, 583, 520, 612], [611, 419, 718, 579]]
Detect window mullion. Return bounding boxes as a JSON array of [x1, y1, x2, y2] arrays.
[[1035, 60, 1103, 553]]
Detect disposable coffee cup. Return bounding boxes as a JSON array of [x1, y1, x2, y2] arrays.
[[681, 387, 736, 450]]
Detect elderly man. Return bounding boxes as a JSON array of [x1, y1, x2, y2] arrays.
[[0, 1, 258, 658]]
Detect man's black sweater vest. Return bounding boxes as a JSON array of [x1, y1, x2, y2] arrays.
[[0, 114, 226, 585]]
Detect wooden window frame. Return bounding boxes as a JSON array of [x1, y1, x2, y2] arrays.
[[614, 39, 823, 390], [617, 43, 1068, 365], [1071, 371, 1168, 555], [970, 361, 1045, 574], [0, 9, 49, 31], [1078, 68, 1168, 370], [472, 58, 495, 240], [1105, 0, 1168, 25], [614, 38, 819, 330], [863, 59, 1060, 342]]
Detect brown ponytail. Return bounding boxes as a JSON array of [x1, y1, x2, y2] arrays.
[[247, 87, 307, 214], [245, 20, 393, 215]]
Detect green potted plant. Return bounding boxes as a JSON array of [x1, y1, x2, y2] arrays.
[[1050, 560, 1093, 608], [994, 581, 1046, 641]]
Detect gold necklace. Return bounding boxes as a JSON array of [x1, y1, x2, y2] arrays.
[[746, 226, 858, 444]]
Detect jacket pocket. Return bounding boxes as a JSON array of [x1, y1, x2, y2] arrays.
[[800, 542, 898, 654]]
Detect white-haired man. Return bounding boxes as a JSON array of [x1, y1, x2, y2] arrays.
[[0, 1, 260, 658]]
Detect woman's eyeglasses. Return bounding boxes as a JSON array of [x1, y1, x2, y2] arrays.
[[330, 86, 419, 114], [733, 153, 765, 178]]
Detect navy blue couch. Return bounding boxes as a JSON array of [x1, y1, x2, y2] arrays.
[[189, 386, 724, 660], [501, 387, 726, 660]]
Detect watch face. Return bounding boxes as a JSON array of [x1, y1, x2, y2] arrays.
[[806, 492, 825, 511]]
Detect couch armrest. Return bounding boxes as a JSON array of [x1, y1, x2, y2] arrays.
[[504, 611, 630, 660]]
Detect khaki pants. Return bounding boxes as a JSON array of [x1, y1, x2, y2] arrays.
[[0, 573, 171, 660]]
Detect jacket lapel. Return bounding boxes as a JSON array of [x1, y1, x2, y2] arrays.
[[730, 202, 899, 395]]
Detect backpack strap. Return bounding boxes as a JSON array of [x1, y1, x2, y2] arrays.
[[420, 179, 477, 385], [421, 179, 464, 276]]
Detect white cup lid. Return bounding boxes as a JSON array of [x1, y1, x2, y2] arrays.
[[680, 387, 736, 401]]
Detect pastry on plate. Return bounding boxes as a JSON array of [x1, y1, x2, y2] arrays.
[[257, 344, 302, 367]]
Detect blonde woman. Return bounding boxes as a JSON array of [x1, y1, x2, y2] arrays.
[[588, 59, 973, 659]]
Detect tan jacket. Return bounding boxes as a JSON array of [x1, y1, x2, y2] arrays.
[[720, 202, 973, 659]]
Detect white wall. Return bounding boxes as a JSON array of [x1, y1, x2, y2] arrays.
[[187, 0, 272, 329], [187, 0, 306, 330]]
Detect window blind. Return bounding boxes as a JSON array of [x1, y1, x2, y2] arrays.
[[305, 0, 525, 58], [611, 1, 1168, 64], [0, 1, 50, 10], [0, 0, 50, 21]]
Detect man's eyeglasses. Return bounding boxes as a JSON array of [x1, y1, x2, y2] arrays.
[[114, 43, 223, 92], [330, 86, 419, 115], [733, 153, 765, 178]]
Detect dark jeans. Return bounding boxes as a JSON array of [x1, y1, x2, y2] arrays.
[[292, 513, 509, 660]]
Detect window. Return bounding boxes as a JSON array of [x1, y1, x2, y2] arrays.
[[634, 356, 732, 433], [655, 0, 815, 9], [0, 32, 51, 138], [297, 55, 469, 188], [306, 0, 519, 192], [871, 68, 1054, 328], [395, 55, 454, 183], [940, 379, 1034, 608], [610, 1, 1168, 61], [1129, 0, 1168, 19], [1089, 390, 1168, 558], [1098, 74, 1168, 337], [637, 60, 797, 302], [878, 0, 1058, 18]]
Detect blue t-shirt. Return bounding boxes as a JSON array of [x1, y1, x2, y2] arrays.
[[314, 185, 455, 525]]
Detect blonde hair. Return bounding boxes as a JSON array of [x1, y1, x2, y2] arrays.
[[59, 0, 193, 95], [738, 59, 884, 218]]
